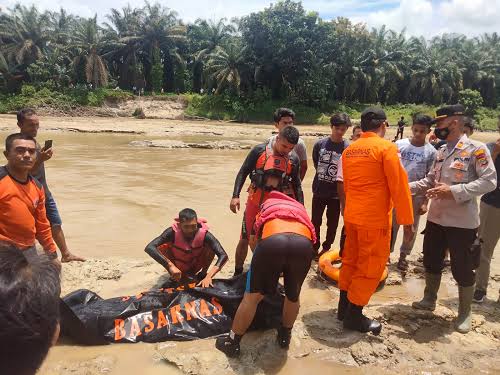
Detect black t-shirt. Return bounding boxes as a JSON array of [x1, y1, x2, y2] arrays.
[[397, 120, 405, 129], [312, 138, 348, 199], [481, 142, 500, 208]]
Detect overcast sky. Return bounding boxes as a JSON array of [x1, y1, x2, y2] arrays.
[[1, 0, 499, 38]]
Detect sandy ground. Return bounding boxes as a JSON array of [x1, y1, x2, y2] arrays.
[[0, 115, 499, 375]]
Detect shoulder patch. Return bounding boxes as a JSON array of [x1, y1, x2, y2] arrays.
[[474, 149, 486, 158]]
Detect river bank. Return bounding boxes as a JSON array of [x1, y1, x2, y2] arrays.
[[0, 115, 499, 375]]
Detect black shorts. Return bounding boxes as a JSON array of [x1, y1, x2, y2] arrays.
[[245, 233, 314, 302]]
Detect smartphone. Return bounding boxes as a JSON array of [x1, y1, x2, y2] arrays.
[[43, 140, 53, 151]]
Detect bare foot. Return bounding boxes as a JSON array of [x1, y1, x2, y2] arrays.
[[61, 252, 86, 263]]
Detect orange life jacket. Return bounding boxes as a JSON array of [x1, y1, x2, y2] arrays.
[[254, 191, 317, 243], [248, 146, 295, 205], [157, 218, 209, 274]]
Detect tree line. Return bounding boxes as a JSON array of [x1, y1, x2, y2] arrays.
[[0, 0, 499, 108]]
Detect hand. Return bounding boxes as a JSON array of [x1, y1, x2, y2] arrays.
[[40, 148, 53, 162], [168, 265, 182, 281], [197, 275, 213, 288], [403, 224, 416, 237], [61, 252, 86, 263], [230, 197, 240, 213], [418, 204, 428, 216], [426, 182, 453, 200]]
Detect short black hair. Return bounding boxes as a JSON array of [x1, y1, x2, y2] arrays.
[[352, 125, 361, 133], [179, 208, 197, 223], [361, 118, 385, 132], [17, 108, 37, 124], [330, 113, 351, 127], [0, 242, 61, 375], [278, 126, 299, 145], [413, 113, 433, 128], [401, 116, 404, 119], [5, 133, 36, 152], [273, 108, 295, 123], [464, 117, 475, 131]]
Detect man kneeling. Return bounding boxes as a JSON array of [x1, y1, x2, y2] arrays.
[[145, 208, 228, 287], [215, 191, 316, 357]]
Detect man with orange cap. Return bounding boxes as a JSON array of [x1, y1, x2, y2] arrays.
[[338, 107, 413, 335]]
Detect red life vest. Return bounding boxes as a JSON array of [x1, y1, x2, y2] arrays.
[[157, 218, 209, 274], [254, 191, 317, 243], [248, 145, 295, 205]]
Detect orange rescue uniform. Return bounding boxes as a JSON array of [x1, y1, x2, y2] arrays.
[[0, 167, 57, 254], [339, 132, 413, 306]]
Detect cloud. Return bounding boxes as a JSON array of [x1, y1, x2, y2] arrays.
[[351, 0, 500, 37], [0, 0, 498, 37]]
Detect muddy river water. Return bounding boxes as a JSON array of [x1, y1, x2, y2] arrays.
[[0, 116, 499, 374]]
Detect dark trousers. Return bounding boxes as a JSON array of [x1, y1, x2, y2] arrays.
[[396, 128, 404, 139], [423, 221, 477, 287], [311, 196, 341, 252]]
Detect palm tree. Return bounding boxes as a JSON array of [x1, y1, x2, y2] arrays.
[[102, 6, 144, 89], [205, 42, 244, 94], [460, 39, 499, 107], [0, 50, 24, 91], [407, 37, 463, 104], [189, 18, 235, 92], [0, 4, 50, 67], [47, 8, 76, 47], [136, 1, 187, 91], [70, 16, 110, 88]]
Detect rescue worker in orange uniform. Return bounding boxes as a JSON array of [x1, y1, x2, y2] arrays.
[[144, 208, 228, 287], [229, 126, 304, 276], [0, 133, 58, 260], [338, 107, 413, 335], [216, 191, 316, 357]]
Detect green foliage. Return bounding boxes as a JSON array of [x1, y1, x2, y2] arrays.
[[0, 1, 499, 116], [459, 89, 484, 117], [0, 84, 132, 111], [132, 107, 146, 118]]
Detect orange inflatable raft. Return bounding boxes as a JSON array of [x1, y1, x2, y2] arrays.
[[318, 249, 388, 285]]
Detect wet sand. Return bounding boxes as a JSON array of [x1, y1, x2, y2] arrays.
[[0, 115, 499, 374]]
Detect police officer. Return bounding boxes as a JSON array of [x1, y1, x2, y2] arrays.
[[410, 104, 497, 333]]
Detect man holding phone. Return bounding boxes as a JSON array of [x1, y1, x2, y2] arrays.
[[17, 108, 85, 263]]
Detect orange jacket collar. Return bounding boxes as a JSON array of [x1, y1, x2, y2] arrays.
[[360, 132, 378, 138]]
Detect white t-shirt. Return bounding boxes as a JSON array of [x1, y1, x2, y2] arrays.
[[395, 139, 437, 182], [268, 135, 307, 162]]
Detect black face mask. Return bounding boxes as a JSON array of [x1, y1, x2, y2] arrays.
[[434, 126, 450, 140]]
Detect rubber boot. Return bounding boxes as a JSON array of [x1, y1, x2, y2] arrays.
[[455, 285, 474, 334], [215, 331, 241, 357], [276, 325, 292, 349], [337, 290, 349, 321], [412, 273, 441, 311], [343, 302, 382, 335]]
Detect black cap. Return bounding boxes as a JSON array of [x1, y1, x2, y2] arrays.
[[434, 104, 465, 123], [361, 107, 387, 121]]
